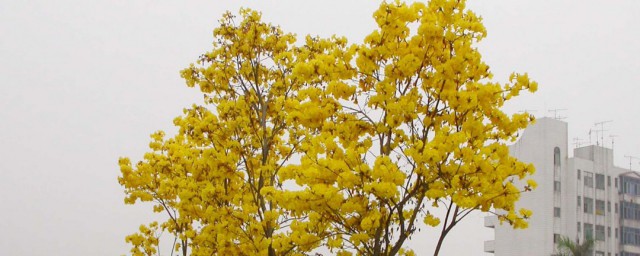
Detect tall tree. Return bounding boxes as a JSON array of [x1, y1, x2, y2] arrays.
[[276, 1, 537, 255], [119, 9, 353, 256], [119, 1, 538, 256]]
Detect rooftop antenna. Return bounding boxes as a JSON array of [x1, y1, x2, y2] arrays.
[[592, 129, 608, 147], [518, 110, 537, 121], [548, 108, 567, 120], [593, 120, 613, 146], [609, 134, 618, 150], [624, 155, 640, 171], [572, 137, 587, 149], [519, 109, 537, 114]]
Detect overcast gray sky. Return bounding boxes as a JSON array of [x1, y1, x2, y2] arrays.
[[1, 0, 640, 255]]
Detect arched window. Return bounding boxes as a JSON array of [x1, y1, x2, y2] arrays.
[[554, 147, 561, 166]]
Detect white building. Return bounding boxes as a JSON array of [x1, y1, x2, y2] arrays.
[[484, 117, 640, 256]]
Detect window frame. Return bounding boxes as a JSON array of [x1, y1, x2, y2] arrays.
[[585, 172, 594, 188], [596, 173, 605, 190]]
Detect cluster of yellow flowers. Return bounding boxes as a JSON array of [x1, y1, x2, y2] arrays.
[[119, 1, 538, 255]]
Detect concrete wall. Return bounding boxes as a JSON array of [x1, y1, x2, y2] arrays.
[[486, 118, 633, 256], [488, 118, 568, 256]]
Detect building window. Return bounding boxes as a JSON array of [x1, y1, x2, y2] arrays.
[[621, 176, 640, 195], [596, 252, 604, 256], [555, 207, 561, 217], [609, 226, 612, 237], [623, 201, 633, 219], [578, 196, 582, 207], [616, 177, 618, 188], [585, 172, 594, 187], [621, 201, 640, 220], [616, 203, 619, 214], [584, 197, 594, 214], [622, 227, 640, 245], [596, 225, 605, 241], [585, 223, 594, 240], [596, 174, 605, 189], [554, 233, 561, 244], [578, 169, 581, 179], [578, 221, 581, 232], [554, 181, 561, 192], [608, 201, 611, 213], [554, 147, 561, 166], [608, 176, 612, 187], [616, 228, 619, 238], [596, 200, 605, 216]]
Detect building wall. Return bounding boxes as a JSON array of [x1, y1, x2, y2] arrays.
[[618, 172, 640, 256], [570, 146, 624, 256], [488, 118, 568, 256], [485, 118, 636, 256]]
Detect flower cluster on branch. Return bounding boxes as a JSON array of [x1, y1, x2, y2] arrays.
[[119, 1, 538, 255]]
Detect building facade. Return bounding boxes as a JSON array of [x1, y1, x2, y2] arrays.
[[484, 118, 640, 256]]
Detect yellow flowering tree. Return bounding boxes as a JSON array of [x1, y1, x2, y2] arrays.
[[278, 1, 537, 255], [119, 9, 352, 256], [119, 1, 537, 256]]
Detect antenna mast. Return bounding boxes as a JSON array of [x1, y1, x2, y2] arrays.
[[548, 108, 567, 120], [519, 109, 537, 115], [624, 155, 640, 171], [573, 137, 587, 149], [593, 120, 613, 146], [609, 134, 618, 150]]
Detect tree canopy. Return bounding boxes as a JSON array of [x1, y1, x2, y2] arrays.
[[118, 1, 538, 255]]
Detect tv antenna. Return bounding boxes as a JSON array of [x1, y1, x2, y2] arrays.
[[548, 108, 567, 120], [609, 134, 618, 150], [624, 155, 640, 171], [593, 120, 613, 146], [572, 137, 587, 149]]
